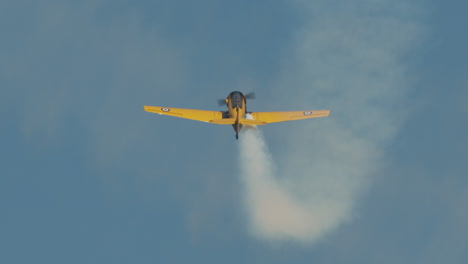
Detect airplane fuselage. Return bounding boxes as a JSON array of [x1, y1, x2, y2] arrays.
[[225, 91, 247, 139]]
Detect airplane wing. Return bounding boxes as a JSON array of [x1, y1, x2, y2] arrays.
[[249, 110, 330, 124], [143, 105, 235, 124]]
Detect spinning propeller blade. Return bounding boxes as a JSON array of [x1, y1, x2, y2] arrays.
[[217, 99, 227, 106], [245, 92, 256, 100]]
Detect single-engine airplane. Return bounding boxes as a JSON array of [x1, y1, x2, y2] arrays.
[[143, 91, 330, 140]]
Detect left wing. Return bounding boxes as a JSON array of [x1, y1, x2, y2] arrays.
[[249, 110, 330, 124], [144, 105, 232, 124]]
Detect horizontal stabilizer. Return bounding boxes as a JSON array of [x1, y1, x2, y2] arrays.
[[209, 118, 236, 125], [240, 119, 267, 125]]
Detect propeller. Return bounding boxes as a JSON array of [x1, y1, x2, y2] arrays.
[[217, 92, 255, 106], [245, 92, 256, 100], [217, 99, 227, 106]]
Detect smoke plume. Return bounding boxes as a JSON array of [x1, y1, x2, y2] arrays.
[[239, 127, 358, 242], [239, 128, 316, 241], [238, 1, 422, 243]]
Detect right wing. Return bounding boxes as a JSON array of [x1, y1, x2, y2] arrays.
[[143, 105, 235, 124], [249, 110, 330, 125]]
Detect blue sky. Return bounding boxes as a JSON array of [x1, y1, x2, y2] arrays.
[[1, 0, 467, 263]]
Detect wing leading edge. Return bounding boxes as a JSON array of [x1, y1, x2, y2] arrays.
[[248, 110, 330, 124], [144, 106, 330, 125], [143, 106, 235, 124]]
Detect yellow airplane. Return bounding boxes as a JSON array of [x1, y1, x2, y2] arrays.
[[143, 91, 330, 140]]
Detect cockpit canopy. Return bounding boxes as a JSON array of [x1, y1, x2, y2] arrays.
[[229, 91, 244, 108]]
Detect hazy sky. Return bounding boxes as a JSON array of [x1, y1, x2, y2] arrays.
[[1, 0, 467, 263]]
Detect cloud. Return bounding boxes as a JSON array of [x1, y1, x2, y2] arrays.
[[238, 0, 423, 243]]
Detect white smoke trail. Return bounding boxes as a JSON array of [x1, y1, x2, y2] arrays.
[[239, 128, 312, 241], [239, 128, 352, 242], [239, 1, 423, 243]]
